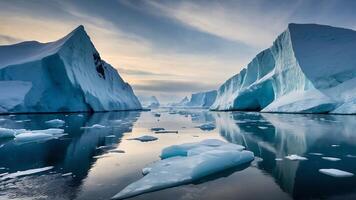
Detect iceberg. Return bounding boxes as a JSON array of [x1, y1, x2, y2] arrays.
[[172, 90, 217, 108], [138, 96, 160, 108], [0, 25, 141, 113], [112, 139, 253, 199], [211, 24, 356, 114]]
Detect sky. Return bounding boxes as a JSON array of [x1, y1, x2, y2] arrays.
[[1, 0, 356, 103]]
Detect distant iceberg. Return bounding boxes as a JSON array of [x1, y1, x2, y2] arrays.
[[138, 96, 160, 109], [0, 25, 141, 113], [173, 90, 217, 108], [211, 23, 356, 114]]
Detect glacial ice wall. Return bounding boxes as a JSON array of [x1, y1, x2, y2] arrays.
[[211, 23, 356, 114], [0, 26, 141, 113]]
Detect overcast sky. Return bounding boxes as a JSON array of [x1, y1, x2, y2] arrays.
[[1, 0, 356, 103]]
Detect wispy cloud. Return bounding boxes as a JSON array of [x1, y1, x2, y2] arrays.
[[143, 0, 302, 48], [133, 80, 217, 93]]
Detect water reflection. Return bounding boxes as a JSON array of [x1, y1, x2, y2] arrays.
[[214, 112, 356, 199], [0, 111, 140, 199]]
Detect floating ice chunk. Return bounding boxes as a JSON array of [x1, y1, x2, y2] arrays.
[[154, 130, 178, 134], [112, 139, 253, 199], [322, 157, 341, 161], [0, 128, 16, 139], [346, 154, 356, 158], [128, 135, 158, 142], [93, 155, 110, 159], [319, 169, 354, 177], [109, 149, 125, 153], [14, 129, 65, 144], [150, 127, 165, 132], [61, 172, 72, 177], [275, 158, 283, 161], [0, 166, 53, 181], [258, 126, 268, 130], [45, 119, 65, 127], [309, 152, 323, 156], [285, 154, 308, 161], [106, 135, 116, 138], [81, 124, 106, 129], [77, 114, 84, 117], [196, 123, 216, 131], [331, 144, 340, 147]]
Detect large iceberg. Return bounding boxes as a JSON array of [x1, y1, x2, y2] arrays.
[[0, 25, 141, 113], [211, 23, 356, 114]]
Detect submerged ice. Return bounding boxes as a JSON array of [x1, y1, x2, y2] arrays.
[[112, 139, 253, 199]]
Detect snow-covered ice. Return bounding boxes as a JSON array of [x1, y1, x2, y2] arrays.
[[81, 124, 106, 129], [154, 130, 178, 134], [322, 157, 341, 161], [0, 166, 53, 181], [0, 25, 141, 113], [14, 128, 65, 144], [128, 135, 158, 142], [285, 154, 308, 161], [45, 119, 65, 127], [319, 169, 354, 177], [196, 123, 216, 131], [112, 139, 253, 199], [150, 127, 165, 132], [309, 152, 323, 156], [211, 23, 356, 114], [0, 128, 16, 139]]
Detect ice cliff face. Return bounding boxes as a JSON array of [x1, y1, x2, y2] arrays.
[[211, 23, 356, 114], [0, 25, 141, 113]]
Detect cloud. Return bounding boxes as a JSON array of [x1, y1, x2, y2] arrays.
[[117, 68, 175, 77], [143, 0, 302, 48], [132, 80, 217, 93]]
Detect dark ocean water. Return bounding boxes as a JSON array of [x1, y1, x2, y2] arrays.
[[0, 109, 356, 200]]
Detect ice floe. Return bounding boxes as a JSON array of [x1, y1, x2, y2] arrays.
[[322, 157, 341, 161], [0, 166, 53, 181], [309, 152, 323, 156], [154, 130, 178, 134], [128, 135, 158, 142], [285, 154, 308, 161], [112, 139, 253, 199], [319, 169, 354, 177], [61, 172, 73, 177], [81, 124, 106, 129], [45, 119, 65, 127], [150, 127, 165, 132], [196, 123, 216, 131]]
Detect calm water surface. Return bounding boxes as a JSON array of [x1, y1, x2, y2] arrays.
[[0, 109, 356, 200]]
